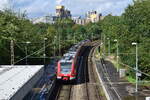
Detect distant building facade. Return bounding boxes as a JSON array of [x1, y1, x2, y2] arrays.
[[86, 11, 102, 23], [73, 11, 103, 25], [31, 5, 72, 24], [31, 6, 104, 25], [72, 17, 87, 25], [31, 15, 55, 24]]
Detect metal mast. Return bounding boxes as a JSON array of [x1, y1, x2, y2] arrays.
[[10, 40, 14, 65]]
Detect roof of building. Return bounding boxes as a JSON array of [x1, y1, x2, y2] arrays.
[[0, 65, 44, 100], [56, 5, 64, 9]]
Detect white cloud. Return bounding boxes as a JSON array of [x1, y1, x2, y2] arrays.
[[56, 0, 64, 5], [12, 0, 55, 18], [63, 0, 133, 16], [0, 0, 9, 10], [0, 0, 133, 18]]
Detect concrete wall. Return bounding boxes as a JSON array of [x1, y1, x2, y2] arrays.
[[10, 67, 44, 100]]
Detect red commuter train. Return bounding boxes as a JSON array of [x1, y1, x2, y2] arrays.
[[56, 50, 78, 81], [56, 39, 90, 81]]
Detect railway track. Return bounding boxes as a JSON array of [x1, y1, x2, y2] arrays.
[[55, 85, 72, 100], [87, 45, 103, 100], [49, 41, 104, 100]]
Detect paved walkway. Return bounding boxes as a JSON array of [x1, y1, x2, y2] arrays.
[[95, 58, 150, 100]]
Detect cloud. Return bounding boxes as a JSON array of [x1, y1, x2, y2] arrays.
[[0, 0, 133, 18], [0, 0, 9, 10], [62, 0, 133, 16], [94, 0, 133, 15], [56, 0, 64, 5], [12, 0, 56, 18]]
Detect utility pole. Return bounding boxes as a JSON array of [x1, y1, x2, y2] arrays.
[[103, 34, 106, 58], [54, 36, 56, 57], [25, 41, 31, 65], [59, 32, 61, 57], [10, 40, 14, 65], [25, 45, 27, 65], [100, 33, 103, 55], [44, 38, 47, 65], [109, 39, 110, 56]]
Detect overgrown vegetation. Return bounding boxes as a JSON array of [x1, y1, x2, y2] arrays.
[[100, 0, 150, 80]]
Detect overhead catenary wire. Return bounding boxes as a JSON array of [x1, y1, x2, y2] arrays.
[[13, 43, 51, 65], [15, 43, 26, 54], [102, 43, 150, 78], [106, 56, 150, 78], [119, 62, 150, 78]]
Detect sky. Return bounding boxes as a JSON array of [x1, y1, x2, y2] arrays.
[[0, 0, 133, 18]]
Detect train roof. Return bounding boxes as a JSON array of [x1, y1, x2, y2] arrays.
[[64, 53, 75, 57], [69, 47, 77, 51], [59, 58, 73, 63], [68, 51, 76, 54], [59, 39, 90, 64]]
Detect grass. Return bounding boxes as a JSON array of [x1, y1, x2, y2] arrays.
[[107, 56, 136, 84], [126, 76, 136, 83]]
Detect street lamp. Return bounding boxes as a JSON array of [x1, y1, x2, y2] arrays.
[[114, 39, 119, 72], [103, 34, 106, 58], [132, 42, 138, 92], [107, 38, 110, 56], [44, 38, 47, 65], [25, 41, 31, 65]]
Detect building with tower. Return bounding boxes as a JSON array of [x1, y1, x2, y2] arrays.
[[56, 5, 72, 19], [86, 11, 102, 23]]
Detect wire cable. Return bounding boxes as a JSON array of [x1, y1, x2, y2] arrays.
[[14, 43, 51, 65]]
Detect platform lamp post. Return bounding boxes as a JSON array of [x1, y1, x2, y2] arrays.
[[103, 34, 106, 58], [25, 41, 31, 65], [107, 38, 110, 56], [132, 42, 138, 92], [114, 39, 119, 72], [44, 38, 47, 65]]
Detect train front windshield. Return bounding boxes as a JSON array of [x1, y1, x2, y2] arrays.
[[60, 62, 72, 74]]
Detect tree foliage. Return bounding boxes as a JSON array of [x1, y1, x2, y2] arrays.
[[0, 0, 149, 80], [0, 11, 100, 64], [101, 0, 150, 80]]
